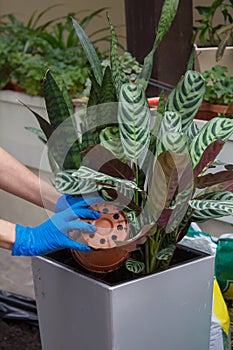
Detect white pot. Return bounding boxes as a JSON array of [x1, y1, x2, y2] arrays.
[[194, 45, 233, 75], [0, 90, 83, 172], [32, 245, 214, 350]]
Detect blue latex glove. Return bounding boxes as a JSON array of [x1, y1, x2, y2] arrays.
[[55, 194, 102, 213], [12, 200, 101, 256]]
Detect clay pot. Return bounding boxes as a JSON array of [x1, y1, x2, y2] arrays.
[[70, 202, 130, 273], [196, 102, 233, 121]]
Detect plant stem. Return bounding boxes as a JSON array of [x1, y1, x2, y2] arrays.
[[145, 238, 150, 274], [149, 227, 161, 273]]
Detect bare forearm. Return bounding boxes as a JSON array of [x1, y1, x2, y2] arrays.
[[0, 219, 15, 250], [0, 147, 60, 211]]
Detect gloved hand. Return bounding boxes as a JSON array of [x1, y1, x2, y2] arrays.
[[12, 199, 101, 256], [54, 194, 102, 213]]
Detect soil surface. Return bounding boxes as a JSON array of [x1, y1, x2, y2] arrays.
[[0, 318, 41, 350]]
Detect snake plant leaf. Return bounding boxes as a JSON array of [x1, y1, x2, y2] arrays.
[[87, 74, 101, 108], [100, 126, 126, 162], [118, 83, 150, 162], [195, 169, 233, 189], [137, 0, 179, 90], [125, 258, 145, 274], [190, 118, 233, 168], [193, 140, 225, 178], [99, 66, 117, 104], [107, 14, 128, 97], [25, 127, 47, 143], [72, 17, 103, 86], [165, 70, 206, 132], [18, 100, 52, 140], [43, 70, 82, 170]]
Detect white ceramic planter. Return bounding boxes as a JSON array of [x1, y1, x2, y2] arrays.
[[194, 45, 233, 75], [0, 90, 83, 172], [32, 245, 214, 350]]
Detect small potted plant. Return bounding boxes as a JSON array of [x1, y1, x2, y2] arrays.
[[193, 0, 233, 74], [196, 64, 233, 121], [20, 0, 233, 348]]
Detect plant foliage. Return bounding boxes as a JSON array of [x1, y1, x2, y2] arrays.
[[25, 0, 233, 276]]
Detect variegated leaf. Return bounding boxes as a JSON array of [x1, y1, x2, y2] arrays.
[[55, 170, 97, 195], [186, 122, 200, 143], [190, 118, 233, 168], [165, 70, 206, 132], [189, 199, 233, 217], [125, 258, 145, 274], [155, 244, 176, 260], [190, 191, 233, 222], [118, 83, 150, 162], [193, 140, 225, 178], [72, 17, 103, 86], [137, 0, 179, 89], [107, 15, 128, 97], [99, 126, 126, 162], [72, 166, 141, 191]]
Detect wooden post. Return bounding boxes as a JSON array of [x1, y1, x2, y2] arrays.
[[124, 0, 193, 96]]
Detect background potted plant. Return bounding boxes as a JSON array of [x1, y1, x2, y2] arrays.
[[193, 0, 233, 75], [19, 0, 233, 348], [196, 64, 233, 120], [0, 6, 141, 171]]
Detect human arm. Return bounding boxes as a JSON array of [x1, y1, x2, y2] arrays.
[[0, 199, 102, 255], [0, 147, 60, 211]]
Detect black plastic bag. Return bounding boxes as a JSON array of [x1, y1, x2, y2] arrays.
[[0, 290, 38, 326]]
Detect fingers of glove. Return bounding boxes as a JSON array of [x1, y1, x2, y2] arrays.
[[67, 220, 97, 233], [54, 194, 83, 213], [74, 208, 101, 220]]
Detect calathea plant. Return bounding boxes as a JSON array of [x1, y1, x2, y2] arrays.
[[25, 0, 233, 275]]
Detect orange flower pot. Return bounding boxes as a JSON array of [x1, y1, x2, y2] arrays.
[[70, 202, 130, 273]]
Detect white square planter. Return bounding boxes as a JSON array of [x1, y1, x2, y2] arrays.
[[0, 90, 83, 171], [32, 245, 214, 350]]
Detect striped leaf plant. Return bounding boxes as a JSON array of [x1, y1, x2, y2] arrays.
[[25, 0, 233, 276]]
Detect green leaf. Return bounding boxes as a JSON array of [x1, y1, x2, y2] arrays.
[[118, 83, 150, 162], [43, 70, 82, 170], [99, 126, 126, 162], [72, 17, 103, 86], [165, 70, 206, 132], [155, 244, 176, 260], [190, 118, 233, 168], [137, 0, 179, 89], [125, 258, 145, 274], [190, 197, 233, 219], [25, 127, 47, 143], [193, 140, 225, 177], [19, 100, 52, 140], [107, 14, 128, 97]]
